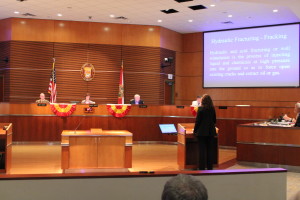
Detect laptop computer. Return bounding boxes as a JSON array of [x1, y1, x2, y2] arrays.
[[159, 124, 177, 134]]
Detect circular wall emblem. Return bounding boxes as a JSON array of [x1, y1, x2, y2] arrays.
[[80, 63, 95, 81]]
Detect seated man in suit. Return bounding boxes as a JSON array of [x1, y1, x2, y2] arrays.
[[130, 94, 144, 105], [81, 93, 95, 104], [191, 96, 202, 107], [36, 93, 50, 103]]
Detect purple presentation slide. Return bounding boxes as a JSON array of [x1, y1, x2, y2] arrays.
[[204, 24, 300, 87]]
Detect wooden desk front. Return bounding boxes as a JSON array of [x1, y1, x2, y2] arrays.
[[0, 103, 296, 147], [237, 123, 300, 166], [61, 129, 132, 170]]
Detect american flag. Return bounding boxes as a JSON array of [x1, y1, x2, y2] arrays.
[[48, 58, 57, 103], [118, 60, 124, 104]]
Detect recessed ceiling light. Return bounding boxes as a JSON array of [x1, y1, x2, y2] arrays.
[[157, 19, 162, 23], [57, 13, 62, 17], [109, 14, 115, 18], [228, 15, 233, 18], [14, 11, 20, 14], [273, 9, 278, 13], [188, 19, 193, 22], [210, 4, 216, 7]]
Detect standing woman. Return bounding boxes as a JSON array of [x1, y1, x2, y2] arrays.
[[193, 94, 216, 170]]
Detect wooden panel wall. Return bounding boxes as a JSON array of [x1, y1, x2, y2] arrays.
[[3, 41, 176, 103], [0, 42, 10, 102], [0, 18, 181, 104], [122, 24, 160, 47], [175, 32, 300, 107], [10, 18, 161, 47], [160, 27, 182, 52], [11, 18, 55, 42], [123, 46, 161, 104], [9, 41, 53, 102], [0, 19, 12, 41]]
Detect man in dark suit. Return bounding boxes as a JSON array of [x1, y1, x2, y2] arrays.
[[130, 94, 144, 105]]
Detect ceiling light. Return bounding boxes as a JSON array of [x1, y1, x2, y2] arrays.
[[228, 15, 233, 18], [188, 19, 193, 22], [157, 19, 162, 23], [57, 13, 62, 17], [210, 4, 216, 7], [273, 9, 278, 13], [109, 14, 115, 18], [14, 11, 20, 14]]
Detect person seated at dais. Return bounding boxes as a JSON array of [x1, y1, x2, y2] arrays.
[[81, 93, 95, 104], [192, 96, 202, 107], [36, 93, 50, 103], [130, 94, 144, 105], [283, 102, 300, 127]]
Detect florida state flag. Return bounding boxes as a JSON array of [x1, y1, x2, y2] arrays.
[[118, 61, 124, 104]]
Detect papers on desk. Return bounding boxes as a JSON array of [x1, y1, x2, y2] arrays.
[[254, 121, 294, 127]]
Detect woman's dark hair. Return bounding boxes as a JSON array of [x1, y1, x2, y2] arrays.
[[201, 94, 214, 109]]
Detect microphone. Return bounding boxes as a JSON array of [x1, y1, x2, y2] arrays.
[[74, 116, 85, 134]]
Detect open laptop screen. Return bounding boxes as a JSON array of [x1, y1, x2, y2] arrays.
[[159, 124, 177, 134]]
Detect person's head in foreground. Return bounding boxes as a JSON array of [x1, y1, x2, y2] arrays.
[[162, 174, 208, 200]]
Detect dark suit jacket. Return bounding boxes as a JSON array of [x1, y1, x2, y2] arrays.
[[294, 115, 300, 127], [193, 106, 217, 136], [130, 99, 144, 105]]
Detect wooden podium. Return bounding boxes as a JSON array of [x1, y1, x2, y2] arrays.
[[177, 123, 218, 170], [61, 128, 132, 172], [0, 123, 12, 174]]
